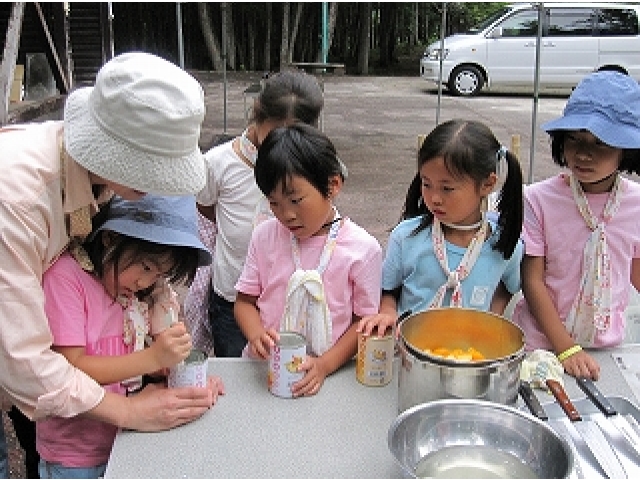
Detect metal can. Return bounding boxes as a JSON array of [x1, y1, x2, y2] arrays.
[[268, 331, 306, 398], [356, 329, 394, 386], [168, 349, 208, 388]]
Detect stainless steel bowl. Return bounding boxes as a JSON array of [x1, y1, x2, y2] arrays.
[[388, 399, 575, 478]]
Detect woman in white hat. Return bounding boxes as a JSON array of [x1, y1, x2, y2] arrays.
[[511, 71, 640, 380], [0, 52, 216, 437]]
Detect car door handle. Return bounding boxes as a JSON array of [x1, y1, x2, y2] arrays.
[[543, 42, 556, 47], [524, 41, 536, 47]]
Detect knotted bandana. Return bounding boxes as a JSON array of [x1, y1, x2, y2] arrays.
[[281, 209, 341, 355], [429, 216, 488, 308], [565, 172, 621, 345]]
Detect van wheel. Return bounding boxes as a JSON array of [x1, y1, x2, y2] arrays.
[[448, 66, 484, 96]]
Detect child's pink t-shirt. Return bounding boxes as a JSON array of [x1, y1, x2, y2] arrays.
[[512, 174, 640, 350], [37, 253, 131, 467], [235, 217, 382, 358]]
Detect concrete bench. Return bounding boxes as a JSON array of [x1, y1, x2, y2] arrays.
[[286, 62, 345, 75]]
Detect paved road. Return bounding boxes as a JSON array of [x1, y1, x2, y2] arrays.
[[194, 72, 571, 247]]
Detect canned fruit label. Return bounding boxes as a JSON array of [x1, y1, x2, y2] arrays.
[[356, 332, 394, 386], [269, 332, 306, 398], [168, 349, 208, 388]]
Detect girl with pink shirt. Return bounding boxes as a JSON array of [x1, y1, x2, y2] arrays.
[[37, 194, 223, 479], [511, 71, 640, 381], [234, 123, 382, 397]]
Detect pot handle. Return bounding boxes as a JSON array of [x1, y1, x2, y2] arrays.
[[396, 310, 412, 326]]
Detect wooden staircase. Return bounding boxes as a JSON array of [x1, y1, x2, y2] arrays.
[[67, 2, 110, 87]]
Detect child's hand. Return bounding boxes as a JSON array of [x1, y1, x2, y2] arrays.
[[291, 355, 327, 397], [356, 312, 396, 338], [248, 328, 278, 359], [151, 322, 192, 369], [561, 349, 600, 380], [208, 375, 225, 403]]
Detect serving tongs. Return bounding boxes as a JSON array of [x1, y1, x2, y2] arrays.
[[547, 378, 638, 478], [576, 377, 640, 465]]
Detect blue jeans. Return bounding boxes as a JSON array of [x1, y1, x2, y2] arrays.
[[39, 459, 106, 479], [209, 292, 246, 357]]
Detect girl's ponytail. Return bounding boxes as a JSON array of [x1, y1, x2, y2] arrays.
[[494, 150, 524, 258]]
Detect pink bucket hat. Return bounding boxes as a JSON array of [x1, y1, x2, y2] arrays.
[[64, 52, 207, 195]]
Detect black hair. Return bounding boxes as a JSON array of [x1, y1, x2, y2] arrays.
[[254, 123, 344, 198], [549, 131, 640, 176], [252, 70, 324, 127], [402, 119, 524, 259], [83, 200, 201, 301]]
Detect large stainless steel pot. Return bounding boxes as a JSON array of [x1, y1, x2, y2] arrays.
[[388, 399, 575, 478], [397, 308, 525, 414]]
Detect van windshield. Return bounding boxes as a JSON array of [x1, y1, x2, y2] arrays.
[[466, 7, 510, 34]]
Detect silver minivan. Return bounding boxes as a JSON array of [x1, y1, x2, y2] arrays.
[[420, 2, 640, 96]]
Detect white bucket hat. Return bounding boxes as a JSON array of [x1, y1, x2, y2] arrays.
[[64, 51, 207, 195]]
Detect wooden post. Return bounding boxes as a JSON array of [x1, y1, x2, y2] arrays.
[[34, 2, 69, 92], [510, 134, 521, 163], [417, 134, 426, 152], [0, 2, 26, 126]]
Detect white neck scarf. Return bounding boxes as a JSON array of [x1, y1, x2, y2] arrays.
[[565, 172, 621, 345], [429, 216, 488, 308], [119, 296, 150, 391], [281, 209, 341, 355], [238, 128, 258, 165], [236, 129, 272, 227]]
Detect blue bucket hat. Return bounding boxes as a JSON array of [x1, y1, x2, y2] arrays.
[[93, 194, 212, 267], [541, 71, 640, 149]]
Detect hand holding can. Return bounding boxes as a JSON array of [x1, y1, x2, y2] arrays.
[[168, 349, 208, 388], [356, 326, 394, 387], [268, 332, 307, 398]]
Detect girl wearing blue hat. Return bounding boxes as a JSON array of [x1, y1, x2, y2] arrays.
[[511, 71, 640, 381], [36, 195, 223, 479]]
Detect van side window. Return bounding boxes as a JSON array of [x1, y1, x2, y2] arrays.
[[547, 8, 595, 36], [499, 10, 539, 37], [597, 8, 639, 36]]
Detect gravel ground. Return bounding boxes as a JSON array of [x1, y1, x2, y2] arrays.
[[2, 412, 27, 478]]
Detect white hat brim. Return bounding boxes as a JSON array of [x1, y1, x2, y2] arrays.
[[64, 87, 206, 195]]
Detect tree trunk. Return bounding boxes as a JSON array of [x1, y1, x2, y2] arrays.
[[198, 3, 223, 71], [265, 3, 272, 71], [378, 3, 398, 68], [223, 2, 236, 70], [279, 2, 290, 70], [287, 2, 303, 64], [413, 2, 418, 46], [1, 2, 26, 126], [327, 2, 338, 54], [356, 2, 371, 75], [247, 10, 256, 71]]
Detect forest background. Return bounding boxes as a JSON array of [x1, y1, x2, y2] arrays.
[[113, 2, 508, 75]]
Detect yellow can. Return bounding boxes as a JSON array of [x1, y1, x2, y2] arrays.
[[356, 329, 394, 386]]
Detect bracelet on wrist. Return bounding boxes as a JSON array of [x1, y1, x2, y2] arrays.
[[557, 345, 582, 362]]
